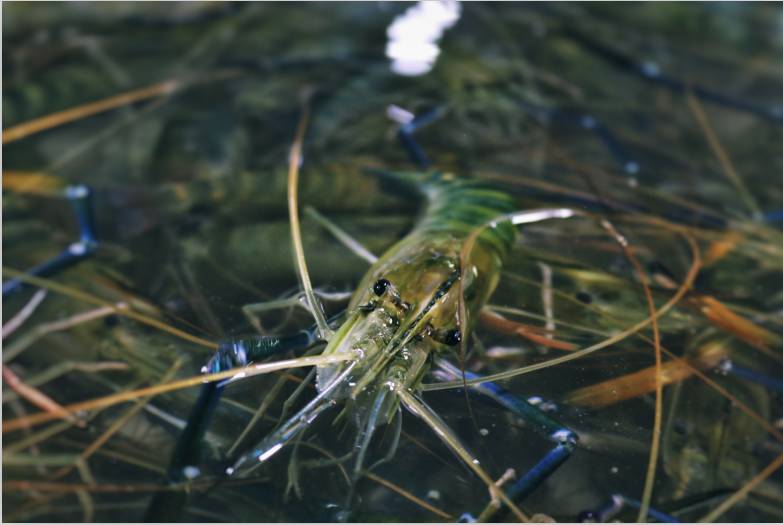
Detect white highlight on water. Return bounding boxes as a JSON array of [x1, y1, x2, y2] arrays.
[[386, 0, 461, 76]]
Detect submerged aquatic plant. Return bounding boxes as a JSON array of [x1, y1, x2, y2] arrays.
[[3, 3, 783, 522]]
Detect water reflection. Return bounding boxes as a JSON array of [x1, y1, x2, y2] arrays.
[[386, 0, 461, 76]]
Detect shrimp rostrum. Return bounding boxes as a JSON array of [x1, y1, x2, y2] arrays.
[[146, 148, 578, 522]]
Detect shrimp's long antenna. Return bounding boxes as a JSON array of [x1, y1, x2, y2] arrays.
[[422, 215, 702, 390], [395, 383, 531, 523], [597, 218, 662, 522], [287, 89, 332, 340], [3, 351, 358, 432]]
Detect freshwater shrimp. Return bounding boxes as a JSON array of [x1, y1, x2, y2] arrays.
[[142, 98, 584, 522]]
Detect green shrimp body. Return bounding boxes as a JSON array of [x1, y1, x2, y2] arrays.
[[319, 170, 517, 417], [229, 170, 519, 478]]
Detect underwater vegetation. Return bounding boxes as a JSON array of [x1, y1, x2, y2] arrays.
[[3, 2, 783, 522]]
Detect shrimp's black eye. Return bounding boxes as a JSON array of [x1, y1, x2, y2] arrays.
[[373, 278, 390, 296], [444, 329, 461, 346]]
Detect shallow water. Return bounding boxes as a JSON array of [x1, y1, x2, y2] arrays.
[[3, 2, 783, 522]]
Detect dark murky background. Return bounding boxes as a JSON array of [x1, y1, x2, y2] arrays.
[[3, 2, 783, 522]]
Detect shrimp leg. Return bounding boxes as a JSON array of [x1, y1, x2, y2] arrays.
[[518, 100, 640, 177], [305, 206, 379, 264], [435, 359, 578, 522], [395, 381, 531, 522], [144, 328, 322, 522], [563, 27, 783, 125], [578, 494, 681, 523], [226, 359, 358, 478], [242, 288, 353, 334], [388, 105, 447, 169], [3, 185, 98, 297], [718, 361, 783, 392]]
